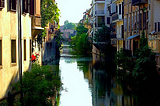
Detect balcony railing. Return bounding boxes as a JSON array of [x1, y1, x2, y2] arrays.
[[132, 0, 148, 6], [32, 16, 41, 27], [95, 0, 105, 1], [112, 13, 118, 21], [95, 10, 104, 15]]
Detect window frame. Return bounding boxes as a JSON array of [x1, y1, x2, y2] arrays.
[[0, 39, 2, 69], [24, 39, 26, 61], [11, 39, 17, 66]]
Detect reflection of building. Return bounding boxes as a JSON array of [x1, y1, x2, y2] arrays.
[[0, 0, 43, 100], [91, 54, 134, 106]]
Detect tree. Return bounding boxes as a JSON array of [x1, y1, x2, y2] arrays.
[[115, 31, 160, 106], [63, 20, 76, 30], [94, 25, 111, 42], [41, 0, 60, 37], [71, 22, 91, 55], [12, 64, 61, 106]]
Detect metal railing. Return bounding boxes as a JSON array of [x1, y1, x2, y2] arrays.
[[95, 10, 104, 14]]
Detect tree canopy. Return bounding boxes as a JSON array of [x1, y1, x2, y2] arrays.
[[41, 0, 60, 37], [63, 20, 76, 30]]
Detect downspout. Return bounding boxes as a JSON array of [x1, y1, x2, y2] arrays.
[[17, 0, 23, 104]]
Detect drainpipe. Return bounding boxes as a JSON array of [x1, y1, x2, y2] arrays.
[[17, 0, 23, 105]]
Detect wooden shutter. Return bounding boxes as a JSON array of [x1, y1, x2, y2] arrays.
[[158, 22, 160, 32], [23, 0, 28, 13], [30, 0, 34, 15], [0, 0, 4, 8], [9, 0, 16, 10], [119, 4, 121, 14], [155, 23, 157, 32]]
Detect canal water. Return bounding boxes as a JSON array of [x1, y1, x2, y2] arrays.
[[58, 44, 133, 106]]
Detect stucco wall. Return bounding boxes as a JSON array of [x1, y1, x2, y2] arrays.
[[0, 2, 31, 99]]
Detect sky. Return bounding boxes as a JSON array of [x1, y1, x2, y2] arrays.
[[56, 0, 92, 26]]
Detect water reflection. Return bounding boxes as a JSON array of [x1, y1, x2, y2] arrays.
[[59, 44, 160, 106]]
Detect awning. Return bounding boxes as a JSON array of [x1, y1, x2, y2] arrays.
[[126, 34, 140, 40], [32, 27, 44, 39]]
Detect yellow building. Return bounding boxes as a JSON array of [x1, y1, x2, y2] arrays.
[[0, 0, 42, 100], [124, 0, 148, 55], [148, 0, 160, 67]]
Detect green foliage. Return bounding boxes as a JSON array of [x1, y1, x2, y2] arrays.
[[12, 64, 61, 106], [41, 0, 60, 37], [70, 23, 91, 55], [63, 20, 76, 30], [94, 25, 111, 42], [76, 23, 88, 36], [115, 49, 135, 87], [115, 31, 160, 105]]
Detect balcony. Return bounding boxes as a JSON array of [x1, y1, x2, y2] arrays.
[[31, 16, 44, 39], [95, 10, 105, 15], [112, 13, 118, 22], [95, 0, 105, 1], [132, 0, 148, 6]]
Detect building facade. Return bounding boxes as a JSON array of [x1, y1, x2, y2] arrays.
[[0, 0, 42, 100], [90, 0, 111, 54], [124, 0, 148, 55], [110, 0, 124, 51]]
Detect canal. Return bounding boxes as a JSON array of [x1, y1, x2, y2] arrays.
[[56, 44, 160, 106], [58, 44, 133, 106]]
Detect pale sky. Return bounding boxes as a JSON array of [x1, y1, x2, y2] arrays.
[[56, 0, 92, 26]]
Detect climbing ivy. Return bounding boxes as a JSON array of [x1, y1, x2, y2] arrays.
[[41, 0, 60, 37]]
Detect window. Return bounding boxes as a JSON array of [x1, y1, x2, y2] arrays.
[[143, 12, 146, 29], [158, 22, 160, 32], [0, 40, 2, 66], [119, 4, 121, 14], [122, 2, 124, 15], [30, 0, 34, 15], [139, 13, 142, 30], [128, 16, 130, 31], [107, 17, 110, 24], [9, 0, 16, 10], [30, 39, 32, 58], [11, 40, 16, 63], [124, 18, 127, 31], [0, 0, 4, 8], [23, 0, 29, 13], [98, 16, 105, 27], [24, 39, 26, 61], [155, 23, 157, 32]]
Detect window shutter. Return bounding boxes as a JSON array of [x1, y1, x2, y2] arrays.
[[158, 22, 160, 32], [119, 4, 121, 14], [107, 17, 110, 24], [23, 0, 28, 13], [30, 0, 34, 15], [0, 0, 5, 8], [9, 0, 16, 10], [155, 23, 157, 32]]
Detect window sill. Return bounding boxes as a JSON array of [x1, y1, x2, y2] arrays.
[[9, 9, 16, 12], [0, 65, 2, 69], [11, 63, 17, 67]]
